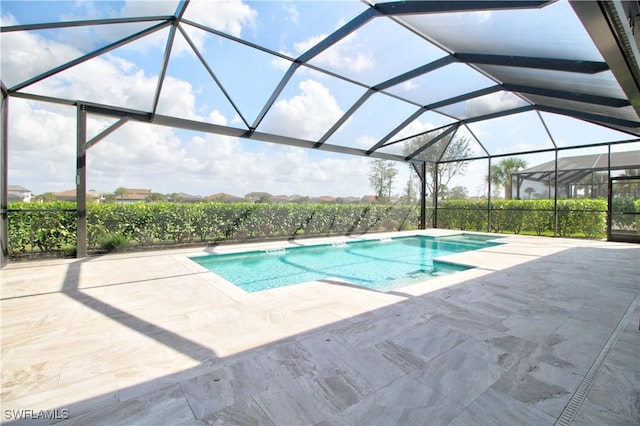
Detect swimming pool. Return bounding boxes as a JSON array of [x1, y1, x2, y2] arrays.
[[191, 235, 502, 293]]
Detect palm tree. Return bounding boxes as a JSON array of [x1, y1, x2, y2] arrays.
[[487, 157, 527, 199], [524, 187, 536, 200], [113, 187, 128, 202]]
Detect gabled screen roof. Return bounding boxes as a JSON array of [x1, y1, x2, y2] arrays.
[[2, 0, 639, 165]]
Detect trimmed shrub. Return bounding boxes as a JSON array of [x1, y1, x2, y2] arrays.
[[8, 201, 76, 254], [100, 233, 130, 252], [8, 198, 617, 258]]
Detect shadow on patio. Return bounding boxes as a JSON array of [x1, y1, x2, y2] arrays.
[[1, 241, 638, 425]]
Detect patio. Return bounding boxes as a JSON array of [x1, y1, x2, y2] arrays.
[[1, 231, 638, 425]]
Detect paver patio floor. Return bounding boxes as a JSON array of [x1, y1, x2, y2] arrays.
[[1, 231, 638, 425]]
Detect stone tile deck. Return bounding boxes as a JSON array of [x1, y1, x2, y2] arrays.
[[1, 230, 638, 425]]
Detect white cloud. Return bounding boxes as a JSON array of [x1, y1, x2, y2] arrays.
[[116, 0, 180, 19], [208, 110, 228, 126], [91, 0, 259, 56], [392, 119, 437, 142], [467, 92, 523, 117], [3, 22, 222, 122], [0, 13, 17, 25], [178, 0, 257, 54], [8, 95, 377, 198], [271, 55, 294, 71], [293, 33, 326, 55], [400, 80, 420, 92], [283, 4, 299, 24], [2, 5, 383, 198], [8, 100, 77, 192], [0, 18, 84, 88], [261, 79, 343, 140], [26, 53, 159, 111], [355, 135, 376, 149], [294, 31, 374, 74], [154, 76, 205, 120]]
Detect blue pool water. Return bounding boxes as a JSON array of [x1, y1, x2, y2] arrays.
[[191, 235, 502, 293]]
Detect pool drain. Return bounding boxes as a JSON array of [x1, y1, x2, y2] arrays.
[[554, 294, 638, 426]]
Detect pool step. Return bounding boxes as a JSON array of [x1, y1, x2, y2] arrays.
[[265, 248, 286, 255]]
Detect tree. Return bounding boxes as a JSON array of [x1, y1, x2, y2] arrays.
[[168, 193, 185, 203], [446, 186, 468, 200], [113, 187, 128, 202], [402, 129, 472, 201], [524, 187, 536, 200], [258, 194, 272, 203], [403, 174, 417, 204], [146, 193, 166, 203], [488, 157, 527, 199], [40, 192, 56, 202], [368, 159, 398, 202]]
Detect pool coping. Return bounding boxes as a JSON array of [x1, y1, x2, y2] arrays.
[[166, 229, 570, 302], [185, 231, 499, 295]]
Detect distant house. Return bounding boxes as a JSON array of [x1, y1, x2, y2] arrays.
[[116, 188, 151, 203], [287, 194, 307, 203], [53, 189, 105, 203], [8, 185, 32, 202], [88, 190, 106, 203], [271, 195, 290, 203], [342, 196, 361, 204], [54, 189, 77, 202], [170, 192, 202, 203], [311, 195, 336, 203], [204, 193, 244, 203], [245, 192, 272, 203], [361, 195, 377, 203]]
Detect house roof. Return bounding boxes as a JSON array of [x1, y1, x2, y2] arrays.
[[53, 189, 104, 200], [117, 188, 151, 200], [205, 193, 244, 202], [123, 188, 151, 194], [515, 150, 640, 184], [313, 196, 336, 202], [7, 185, 30, 192], [172, 192, 202, 201]]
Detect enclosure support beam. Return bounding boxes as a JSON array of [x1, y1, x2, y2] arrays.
[[607, 144, 612, 241], [487, 157, 492, 233], [76, 105, 87, 258], [553, 150, 559, 236], [433, 162, 439, 228], [1, 87, 8, 268], [420, 162, 426, 230]]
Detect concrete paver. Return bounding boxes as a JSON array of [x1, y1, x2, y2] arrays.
[[1, 231, 638, 425]]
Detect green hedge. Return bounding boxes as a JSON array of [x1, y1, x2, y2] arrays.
[[8, 198, 631, 258], [438, 199, 609, 238], [8, 201, 77, 255], [611, 197, 638, 231], [8, 202, 422, 257]]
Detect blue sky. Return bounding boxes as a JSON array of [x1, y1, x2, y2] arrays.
[[1, 0, 637, 198]]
